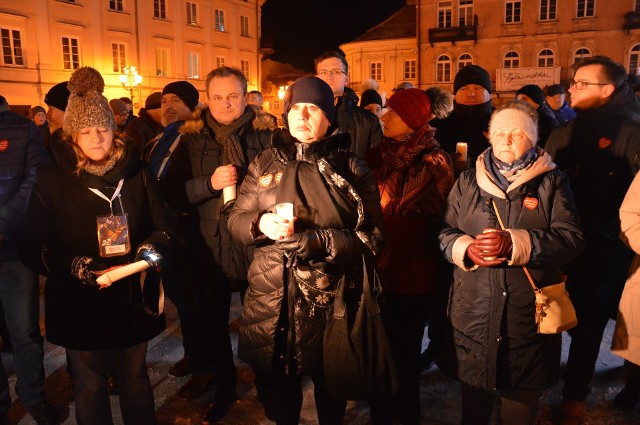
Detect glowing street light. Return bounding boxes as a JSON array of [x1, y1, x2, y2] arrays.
[[119, 66, 143, 101], [277, 85, 289, 100]]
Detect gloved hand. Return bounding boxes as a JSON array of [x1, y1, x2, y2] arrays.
[[277, 230, 329, 267], [134, 244, 163, 270], [474, 230, 513, 259], [466, 243, 507, 268], [71, 256, 110, 287]]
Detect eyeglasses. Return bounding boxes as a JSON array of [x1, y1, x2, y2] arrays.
[[569, 80, 610, 90], [317, 69, 346, 78]]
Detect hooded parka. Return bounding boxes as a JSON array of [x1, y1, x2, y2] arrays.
[[439, 148, 585, 391]]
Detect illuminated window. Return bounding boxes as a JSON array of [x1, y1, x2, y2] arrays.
[[240, 16, 249, 37], [216, 56, 225, 68], [154, 0, 166, 19], [156, 48, 169, 76], [186, 2, 198, 26], [215, 9, 225, 32], [505, 1, 521, 23], [1, 27, 24, 66], [241, 60, 250, 79], [112, 42, 126, 72], [540, 0, 557, 21], [457, 53, 473, 72], [503, 51, 520, 68], [403, 60, 416, 80], [459, 0, 473, 26], [576, 0, 595, 18], [438, 1, 452, 28], [436, 54, 452, 82], [370, 62, 382, 81], [537, 49, 555, 67], [188, 52, 199, 79], [62, 37, 80, 70]]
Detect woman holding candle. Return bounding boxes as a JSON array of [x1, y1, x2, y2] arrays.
[[439, 100, 585, 425], [228, 76, 384, 424], [20, 67, 171, 425]]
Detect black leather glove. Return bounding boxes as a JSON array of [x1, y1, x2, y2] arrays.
[[134, 244, 163, 270], [277, 230, 329, 267], [466, 243, 506, 268], [71, 256, 109, 287], [474, 230, 513, 259]]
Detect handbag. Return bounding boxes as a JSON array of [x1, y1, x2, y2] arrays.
[[322, 256, 398, 400], [491, 200, 578, 334]]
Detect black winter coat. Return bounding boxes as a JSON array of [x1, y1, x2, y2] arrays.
[[228, 130, 384, 375], [125, 108, 164, 156], [181, 106, 274, 282], [20, 141, 171, 350], [439, 149, 585, 391], [0, 109, 50, 261], [336, 87, 383, 159]]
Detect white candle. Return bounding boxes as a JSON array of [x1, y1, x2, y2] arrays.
[[275, 202, 294, 234], [223, 185, 236, 204], [456, 142, 468, 162]]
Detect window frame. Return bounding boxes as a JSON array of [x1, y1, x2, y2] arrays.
[[573, 47, 592, 64], [403, 59, 416, 80], [370, 61, 382, 81], [436, 54, 452, 83], [1, 26, 24, 67], [187, 51, 199, 79], [539, 0, 557, 21], [459, 0, 474, 26], [155, 47, 169, 77], [109, 0, 124, 12], [437, 1, 453, 28], [241, 59, 250, 80], [154, 0, 166, 19], [505, 1, 522, 24], [240, 15, 249, 37], [503, 50, 520, 68], [537, 48, 555, 67], [457, 53, 473, 72], [216, 56, 225, 68], [111, 42, 126, 73], [186, 1, 198, 27], [629, 44, 640, 76], [215, 9, 225, 32], [576, 0, 595, 18], [62, 36, 80, 70]]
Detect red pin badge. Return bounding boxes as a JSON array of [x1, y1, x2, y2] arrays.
[[598, 137, 612, 149], [0, 140, 8, 152], [523, 197, 539, 210]]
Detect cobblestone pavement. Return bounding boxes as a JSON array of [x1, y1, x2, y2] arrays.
[[3, 284, 640, 424]]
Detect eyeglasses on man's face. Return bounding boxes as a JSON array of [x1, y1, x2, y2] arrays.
[[317, 69, 346, 78], [569, 80, 609, 90]]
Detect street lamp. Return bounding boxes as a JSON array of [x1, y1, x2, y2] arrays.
[[277, 85, 288, 100], [119, 66, 143, 101]]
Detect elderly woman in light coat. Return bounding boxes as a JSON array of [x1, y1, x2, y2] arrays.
[[439, 100, 585, 425]]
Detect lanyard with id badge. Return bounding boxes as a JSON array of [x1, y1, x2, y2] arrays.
[[90, 179, 131, 258]]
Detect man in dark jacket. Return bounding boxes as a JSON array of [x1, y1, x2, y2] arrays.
[[143, 81, 199, 389], [125, 92, 164, 156], [546, 56, 640, 424], [545, 84, 577, 124], [180, 66, 274, 423], [314, 51, 382, 160], [430, 64, 493, 172], [516, 84, 559, 148], [0, 96, 57, 424]]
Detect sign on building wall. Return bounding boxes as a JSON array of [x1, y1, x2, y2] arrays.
[[496, 67, 561, 92]]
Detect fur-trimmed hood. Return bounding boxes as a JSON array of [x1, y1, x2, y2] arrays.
[[180, 104, 277, 135]]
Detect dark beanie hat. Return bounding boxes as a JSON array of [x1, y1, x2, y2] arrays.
[[31, 106, 46, 117], [284, 76, 336, 125], [454, 65, 492, 94], [546, 84, 565, 96], [44, 81, 70, 111], [360, 89, 383, 108], [516, 84, 546, 107], [145, 92, 162, 110], [162, 81, 199, 111], [387, 88, 432, 131]]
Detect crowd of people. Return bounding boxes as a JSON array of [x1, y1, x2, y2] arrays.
[[1, 52, 640, 425]]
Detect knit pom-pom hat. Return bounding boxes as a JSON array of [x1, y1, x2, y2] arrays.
[[63, 67, 116, 135]]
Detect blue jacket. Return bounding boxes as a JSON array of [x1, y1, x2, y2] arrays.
[[0, 107, 51, 261]]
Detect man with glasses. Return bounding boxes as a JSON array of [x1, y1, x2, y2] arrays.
[[180, 66, 275, 423], [314, 51, 382, 161], [546, 56, 640, 424]]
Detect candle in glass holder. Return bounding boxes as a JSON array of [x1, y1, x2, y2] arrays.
[[275, 202, 294, 234], [222, 185, 236, 205], [456, 142, 468, 162]]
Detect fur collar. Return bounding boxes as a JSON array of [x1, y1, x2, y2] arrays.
[[180, 104, 277, 135]]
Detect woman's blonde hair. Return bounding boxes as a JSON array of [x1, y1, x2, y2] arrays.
[[65, 129, 126, 175]]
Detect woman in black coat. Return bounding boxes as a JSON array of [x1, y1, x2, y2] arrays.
[[439, 101, 585, 425], [228, 76, 384, 425], [20, 67, 171, 425]]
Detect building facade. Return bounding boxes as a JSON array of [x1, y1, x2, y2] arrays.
[[0, 0, 263, 113], [418, 0, 640, 97]]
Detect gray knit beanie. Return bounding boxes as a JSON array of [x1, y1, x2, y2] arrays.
[[63, 67, 116, 135]]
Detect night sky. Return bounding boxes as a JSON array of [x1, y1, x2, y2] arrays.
[[261, 0, 407, 72]]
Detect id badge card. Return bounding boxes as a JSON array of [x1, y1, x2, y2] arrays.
[[97, 214, 131, 257]]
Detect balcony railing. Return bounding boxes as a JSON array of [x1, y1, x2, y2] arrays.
[[428, 25, 477, 45], [625, 11, 640, 30]]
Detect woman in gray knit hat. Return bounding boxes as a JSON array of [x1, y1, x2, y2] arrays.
[[20, 66, 172, 425]]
